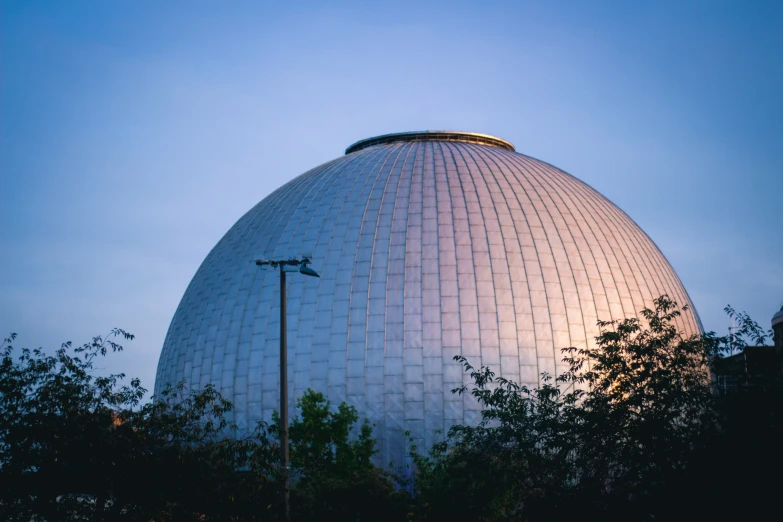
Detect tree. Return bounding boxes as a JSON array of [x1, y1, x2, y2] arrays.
[[0, 331, 403, 521], [408, 296, 774, 521], [273, 390, 403, 521], [0, 330, 279, 522], [4, 296, 777, 521], [556, 296, 719, 519]]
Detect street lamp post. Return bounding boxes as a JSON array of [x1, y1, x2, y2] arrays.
[[254, 256, 319, 521]]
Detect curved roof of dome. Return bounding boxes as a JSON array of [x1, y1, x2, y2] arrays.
[[773, 306, 783, 327], [156, 131, 702, 465]]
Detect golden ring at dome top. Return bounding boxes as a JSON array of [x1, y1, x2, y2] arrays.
[[345, 131, 515, 155]]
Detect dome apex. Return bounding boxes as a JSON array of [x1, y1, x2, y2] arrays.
[[345, 130, 515, 154]]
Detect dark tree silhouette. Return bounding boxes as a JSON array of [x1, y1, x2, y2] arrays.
[[2, 296, 778, 521]]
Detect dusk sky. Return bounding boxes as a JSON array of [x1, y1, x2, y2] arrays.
[[2, 0, 781, 394]]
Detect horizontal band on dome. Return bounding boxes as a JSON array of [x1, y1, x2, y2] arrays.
[[345, 131, 515, 155]]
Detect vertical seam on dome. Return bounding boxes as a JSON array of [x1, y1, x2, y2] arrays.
[[568, 182, 680, 327], [262, 163, 340, 416], [585, 184, 701, 332], [171, 155, 343, 423], [540, 165, 678, 329], [443, 140, 484, 422], [281, 159, 354, 396], [424, 141, 445, 438], [465, 145, 534, 383], [553, 172, 662, 316], [402, 142, 426, 442], [473, 149, 540, 386], [510, 154, 627, 333], [350, 141, 399, 357], [599, 201, 701, 333], [591, 191, 691, 332], [362, 142, 408, 460], [261, 151, 374, 424], [484, 146, 589, 380], [434, 140, 467, 425], [364, 143, 403, 356], [448, 142, 498, 410], [452, 143, 508, 380], [484, 147, 562, 380], [302, 145, 386, 416], [243, 162, 342, 422], [482, 149, 555, 384], [204, 159, 336, 418], [495, 151, 602, 358], [556, 172, 655, 323], [389, 141, 418, 453], [274, 156, 356, 401], [414, 141, 441, 447], [508, 150, 641, 370], [339, 144, 399, 450], [334, 149, 385, 407], [521, 154, 698, 336], [261, 153, 366, 422], [520, 155, 613, 351]]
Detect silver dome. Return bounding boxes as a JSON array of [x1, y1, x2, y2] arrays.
[[155, 131, 702, 464]]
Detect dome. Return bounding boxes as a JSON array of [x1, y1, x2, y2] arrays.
[[772, 306, 783, 328], [155, 131, 702, 464]]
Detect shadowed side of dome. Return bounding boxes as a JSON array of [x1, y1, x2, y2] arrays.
[[345, 131, 515, 154], [773, 306, 783, 350]]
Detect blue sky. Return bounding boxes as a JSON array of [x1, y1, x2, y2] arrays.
[[2, 0, 781, 393]]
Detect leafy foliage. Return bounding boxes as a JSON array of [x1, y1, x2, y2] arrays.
[[407, 296, 779, 521], [1, 296, 779, 521], [0, 332, 401, 521], [0, 330, 278, 521], [274, 391, 402, 520], [558, 297, 718, 510]]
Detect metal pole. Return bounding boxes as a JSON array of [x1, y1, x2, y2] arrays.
[[279, 266, 289, 521], [256, 257, 317, 519]]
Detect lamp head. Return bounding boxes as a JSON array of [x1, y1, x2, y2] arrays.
[[299, 265, 320, 278]]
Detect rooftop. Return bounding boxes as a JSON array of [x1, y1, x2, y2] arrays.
[[345, 131, 515, 155]]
